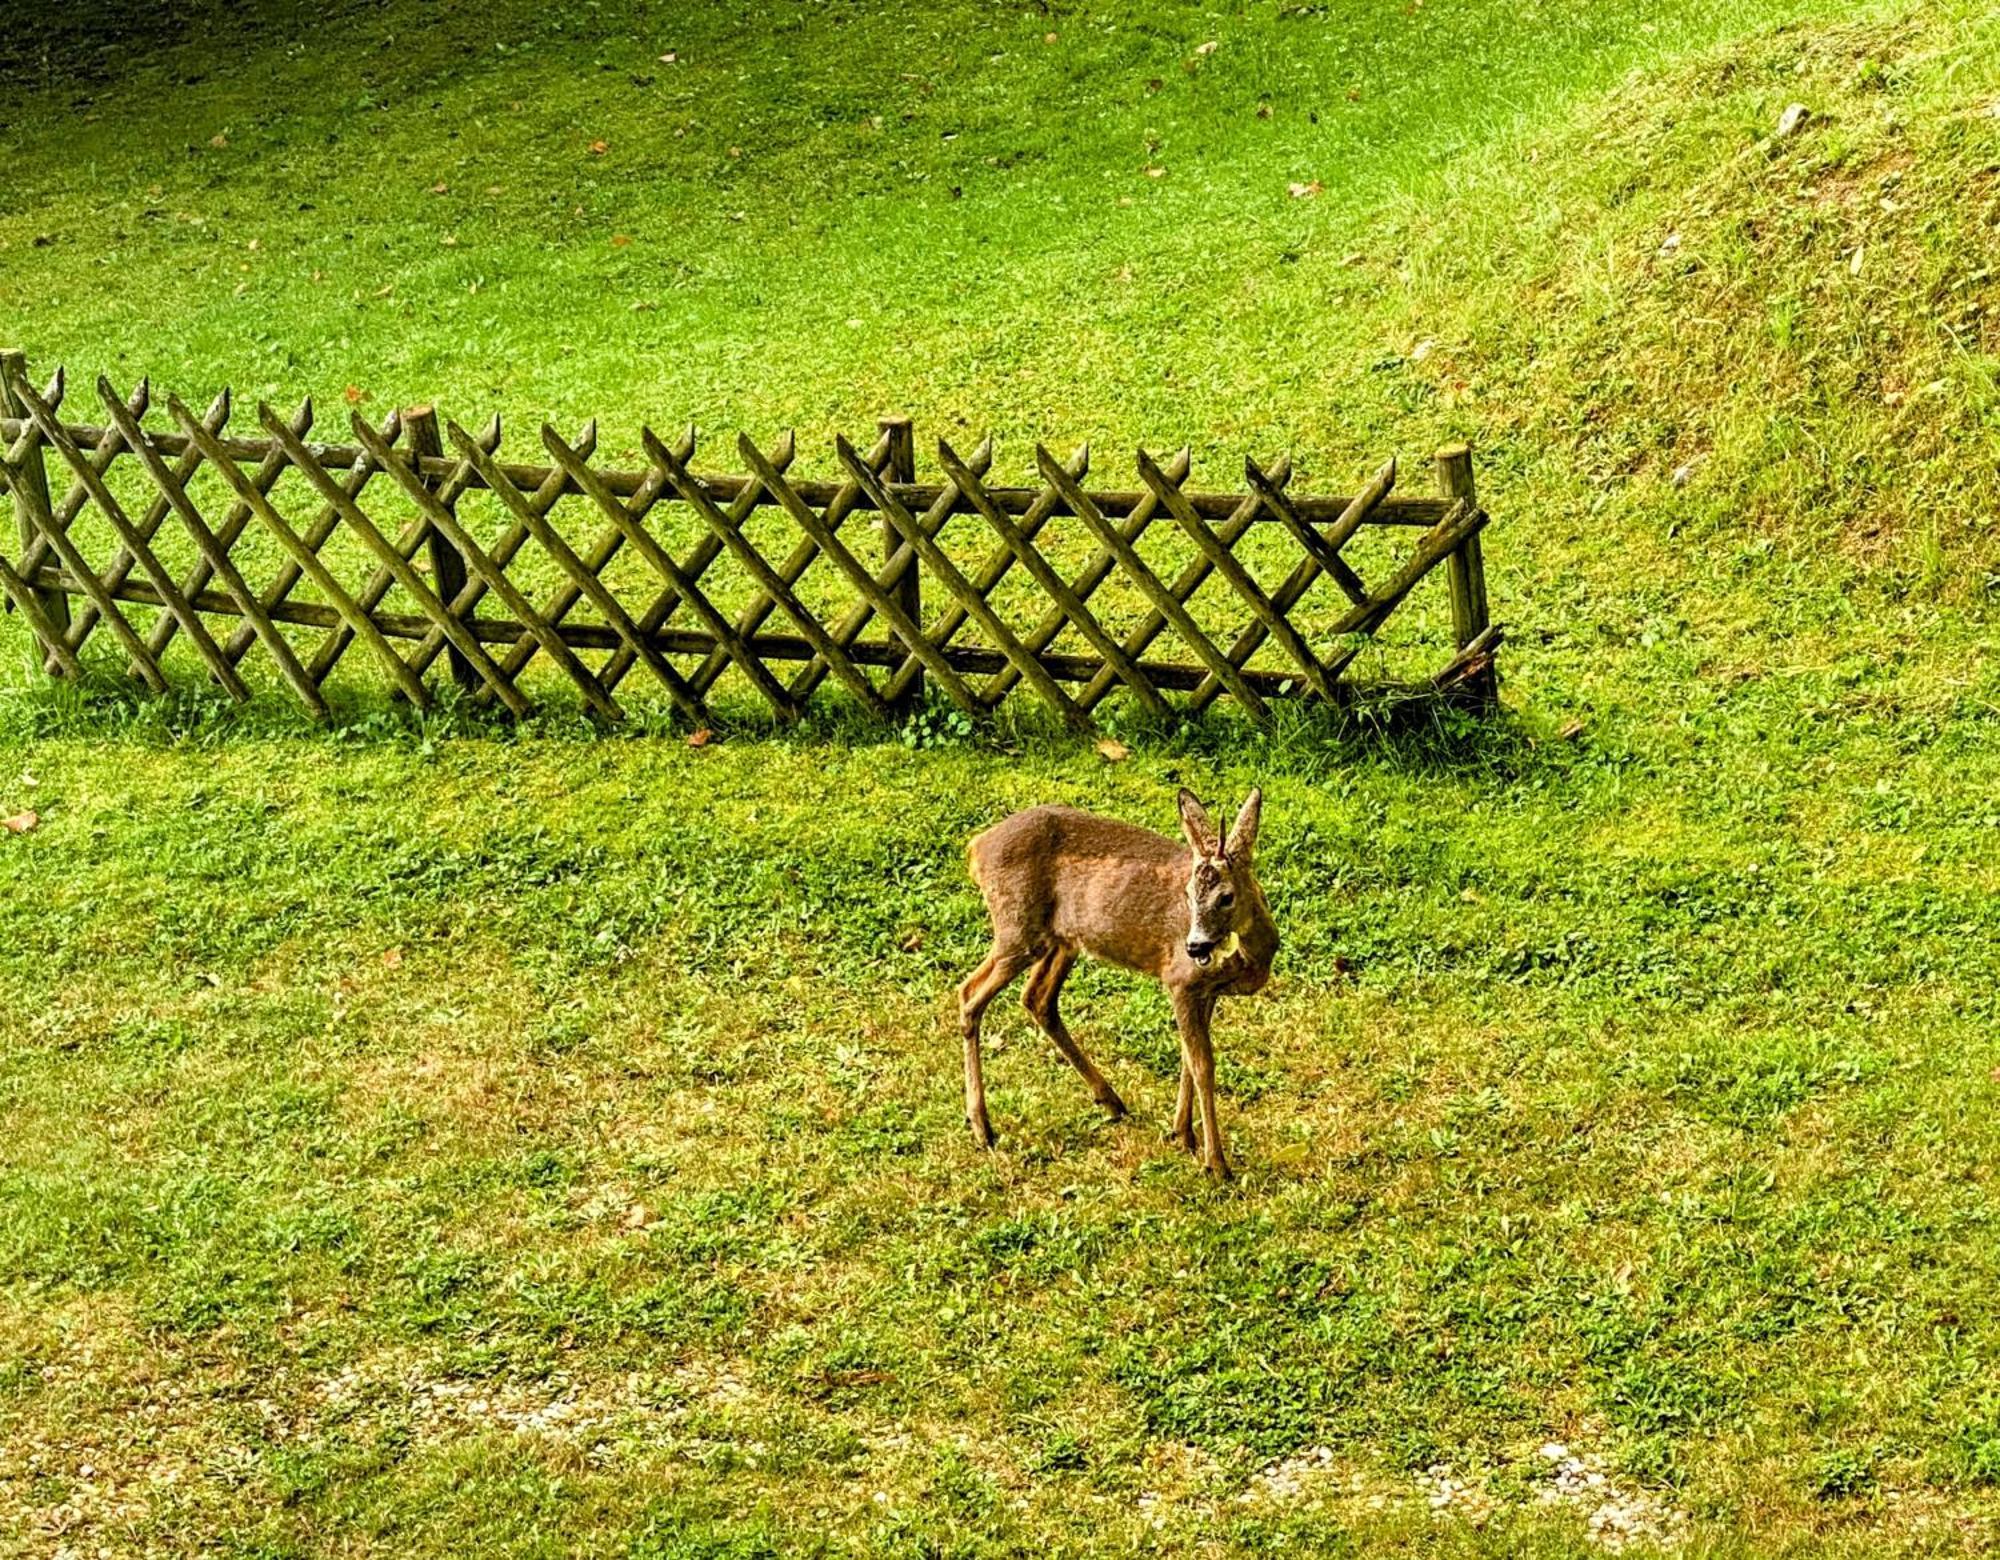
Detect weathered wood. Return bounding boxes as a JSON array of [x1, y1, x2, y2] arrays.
[[418, 419, 598, 687], [838, 435, 1090, 732], [1038, 447, 1273, 730], [269, 406, 530, 716], [360, 416, 623, 723], [823, 434, 985, 706], [309, 414, 501, 688], [545, 424, 789, 721], [158, 393, 303, 666], [96, 381, 327, 717], [2, 376, 1497, 729], [30, 561, 1445, 698], [987, 446, 1188, 706], [0, 416, 1455, 526], [0, 352, 68, 641], [0, 554, 83, 678], [16, 375, 249, 700], [26, 375, 152, 670], [937, 439, 1172, 722], [877, 416, 921, 717], [1435, 444, 1493, 702], [687, 428, 807, 696], [1244, 454, 1367, 606], [645, 428, 890, 722], [1139, 446, 1335, 704], [401, 408, 477, 693], [883, 440, 1086, 709], [225, 406, 405, 665], [740, 433, 985, 718], [1188, 456, 1394, 713], [1075, 455, 1288, 713], [171, 396, 432, 709]]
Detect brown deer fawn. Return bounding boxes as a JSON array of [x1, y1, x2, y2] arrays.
[[959, 788, 1275, 1180]]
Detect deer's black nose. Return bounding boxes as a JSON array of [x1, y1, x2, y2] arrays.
[[1186, 936, 1215, 965]]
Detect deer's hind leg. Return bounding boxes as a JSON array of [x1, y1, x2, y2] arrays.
[[1023, 946, 1128, 1121], [958, 943, 1039, 1149]]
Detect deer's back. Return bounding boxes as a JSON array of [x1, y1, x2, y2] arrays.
[[967, 805, 1186, 974]]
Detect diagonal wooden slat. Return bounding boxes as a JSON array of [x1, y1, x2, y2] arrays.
[[160, 395, 309, 666], [982, 445, 1188, 706], [15, 374, 150, 668], [544, 424, 786, 721], [1138, 447, 1335, 704], [739, 433, 985, 719], [407, 419, 595, 685], [224, 406, 406, 665], [643, 428, 891, 722], [96, 380, 327, 717], [438, 419, 670, 723], [0, 355, 72, 643], [812, 433, 986, 707], [1244, 454, 1368, 607], [170, 395, 431, 709], [935, 439, 1173, 722], [1076, 455, 1290, 713], [1036, 445, 1272, 730], [266, 405, 532, 716], [1321, 500, 1484, 680], [3, 434, 168, 692], [0, 554, 84, 678], [307, 413, 501, 687], [1188, 457, 1394, 712], [837, 435, 1090, 732], [882, 439, 1079, 709], [13, 372, 249, 700]]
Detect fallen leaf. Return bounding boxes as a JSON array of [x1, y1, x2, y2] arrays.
[[610, 233, 632, 246], [208, 132, 228, 149], [381, 947, 403, 968], [1849, 245, 1865, 275], [440, 233, 459, 247], [1145, 77, 1163, 93], [430, 181, 448, 194], [1557, 719, 1586, 741], [624, 1204, 653, 1230], [2, 810, 39, 834], [1196, 39, 1218, 54], [1096, 738, 1129, 763], [343, 385, 367, 405], [1257, 101, 1273, 119], [899, 927, 926, 953], [589, 139, 610, 155], [727, 145, 742, 157], [1287, 180, 1323, 199], [1145, 165, 1166, 178], [687, 728, 714, 748], [658, 51, 678, 63], [1044, 30, 1058, 43]]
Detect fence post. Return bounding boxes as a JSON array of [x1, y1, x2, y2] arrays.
[[1434, 442, 1494, 703], [404, 405, 476, 694], [880, 414, 920, 719], [0, 348, 72, 660]]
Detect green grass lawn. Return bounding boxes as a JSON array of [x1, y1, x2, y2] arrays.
[[4, 0, 2000, 1554]]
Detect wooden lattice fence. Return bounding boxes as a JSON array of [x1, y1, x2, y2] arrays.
[[0, 351, 1500, 731]]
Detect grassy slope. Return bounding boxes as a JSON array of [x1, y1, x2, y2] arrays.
[[4, 0, 2000, 1555]]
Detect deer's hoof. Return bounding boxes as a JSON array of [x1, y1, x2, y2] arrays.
[[1099, 1092, 1130, 1121], [1206, 1159, 1234, 1183], [969, 1118, 997, 1150]]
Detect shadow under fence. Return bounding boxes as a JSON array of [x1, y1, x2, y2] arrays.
[[0, 350, 1501, 735]]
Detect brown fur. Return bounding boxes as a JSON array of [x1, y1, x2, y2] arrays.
[[958, 788, 1276, 1179]]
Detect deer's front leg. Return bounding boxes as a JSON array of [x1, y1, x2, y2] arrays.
[[1171, 1062, 1196, 1155], [1171, 988, 1230, 1180]]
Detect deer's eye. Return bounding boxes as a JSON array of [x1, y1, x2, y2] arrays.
[[1218, 891, 1235, 909]]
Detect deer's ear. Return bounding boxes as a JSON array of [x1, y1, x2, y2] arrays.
[[1177, 788, 1220, 857], [1227, 787, 1262, 860]]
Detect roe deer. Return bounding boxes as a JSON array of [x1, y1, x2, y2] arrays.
[[959, 787, 1275, 1180]]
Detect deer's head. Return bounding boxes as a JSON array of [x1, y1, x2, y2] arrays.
[[1176, 787, 1262, 967]]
